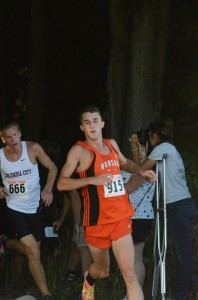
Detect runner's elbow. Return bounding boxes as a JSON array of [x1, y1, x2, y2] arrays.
[[57, 180, 66, 191]]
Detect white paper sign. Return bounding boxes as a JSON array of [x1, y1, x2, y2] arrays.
[[44, 226, 58, 238]]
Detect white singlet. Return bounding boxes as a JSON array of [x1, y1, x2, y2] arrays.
[[0, 141, 41, 213]]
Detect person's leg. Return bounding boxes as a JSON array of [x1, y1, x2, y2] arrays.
[[4, 208, 53, 298], [81, 245, 110, 299], [167, 198, 196, 300], [87, 245, 110, 279], [77, 226, 93, 275], [78, 246, 93, 275], [68, 244, 81, 270], [7, 234, 50, 297], [66, 244, 81, 284], [132, 219, 153, 288], [112, 234, 144, 300], [133, 242, 145, 287]]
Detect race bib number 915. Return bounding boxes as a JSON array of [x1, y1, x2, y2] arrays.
[[104, 174, 125, 198]]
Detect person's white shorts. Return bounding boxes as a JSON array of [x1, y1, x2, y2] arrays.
[[77, 226, 88, 247]]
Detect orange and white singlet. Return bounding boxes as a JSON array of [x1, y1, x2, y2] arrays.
[[75, 139, 134, 226]]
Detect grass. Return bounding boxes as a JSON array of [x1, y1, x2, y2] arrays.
[[1, 212, 198, 300], [1, 127, 198, 300]]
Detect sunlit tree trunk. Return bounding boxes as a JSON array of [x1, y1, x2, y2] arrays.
[[122, 0, 171, 155], [107, 0, 171, 155], [23, 0, 46, 141]]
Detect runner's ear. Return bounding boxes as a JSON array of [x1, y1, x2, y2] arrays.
[[1, 137, 5, 144]]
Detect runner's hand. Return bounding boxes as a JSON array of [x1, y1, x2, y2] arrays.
[[41, 188, 53, 206], [91, 174, 114, 186], [0, 187, 7, 199], [140, 170, 157, 183], [53, 220, 63, 231]]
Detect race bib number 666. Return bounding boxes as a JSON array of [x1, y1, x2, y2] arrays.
[[6, 179, 29, 200], [104, 174, 125, 198]]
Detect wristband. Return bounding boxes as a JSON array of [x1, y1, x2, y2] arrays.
[[140, 154, 147, 162], [131, 147, 138, 152]]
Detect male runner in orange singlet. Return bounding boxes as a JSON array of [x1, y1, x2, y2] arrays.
[[57, 106, 157, 300]]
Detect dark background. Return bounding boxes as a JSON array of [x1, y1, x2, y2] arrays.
[[1, 1, 111, 152], [0, 2, 198, 298], [1, 0, 198, 154]]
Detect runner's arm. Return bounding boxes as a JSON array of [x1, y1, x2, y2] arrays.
[[30, 142, 58, 205], [57, 144, 114, 191], [110, 139, 157, 183]]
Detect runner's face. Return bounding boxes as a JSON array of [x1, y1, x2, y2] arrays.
[[80, 112, 104, 140], [1, 126, 22, 149]]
